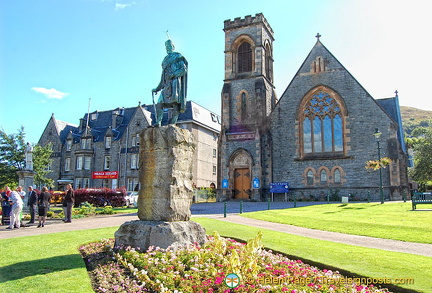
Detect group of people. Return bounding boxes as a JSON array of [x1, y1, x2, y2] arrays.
[[1, 184, 75, 229]]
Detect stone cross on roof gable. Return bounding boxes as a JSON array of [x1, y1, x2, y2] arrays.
[[315, 33, 321, 41]]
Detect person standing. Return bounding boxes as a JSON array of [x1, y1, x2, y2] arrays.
[[1, 186, 12, 226], [7, 189, 23, 229], [16, 186, 26, 228], [37, 186, 51, 228], [64, 184, 74, 223], [27, 186, 37, 224]]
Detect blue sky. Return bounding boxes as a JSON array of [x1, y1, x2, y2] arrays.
[[1, 0, 431, 144]]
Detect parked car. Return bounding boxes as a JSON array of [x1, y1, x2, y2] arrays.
[[49, 191, 65, 206], [125, 191, 138, 207]]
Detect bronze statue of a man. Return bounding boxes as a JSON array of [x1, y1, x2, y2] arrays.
[[152, 39, 188, 126]]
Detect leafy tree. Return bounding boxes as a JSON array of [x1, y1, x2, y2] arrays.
[[0, 126, 26, 187], [411, 127, 429, 137], [33, 143, 54, 188], [409, 126, 432, 186]]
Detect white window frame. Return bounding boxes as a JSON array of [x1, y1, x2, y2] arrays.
[[127, 178, 140, 192], [105, 136, 112, 149], [83, 177, 90, 188], [104, 156, 110, 170], [65, 157, 71, 172], [66, 140, 72, 151], [131, 154, 138, 169], [75, 178, 82, 189], [81, 138, 91, 149], [76, 156, 83, 170], [84, 156, 91, 170]]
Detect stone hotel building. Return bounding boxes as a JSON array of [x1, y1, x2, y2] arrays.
[[38, 101, 220, 191]]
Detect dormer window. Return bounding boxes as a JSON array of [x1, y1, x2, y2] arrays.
[[91, 112, 98, 121], [105, 136, 112, 149], [81, 138, 92, 149]]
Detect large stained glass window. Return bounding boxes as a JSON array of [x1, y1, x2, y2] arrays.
[[301, 90, 344, 156]]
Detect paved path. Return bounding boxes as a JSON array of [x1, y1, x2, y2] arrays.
[[204, 214, 432, 258], [1, 202, 431, 258]]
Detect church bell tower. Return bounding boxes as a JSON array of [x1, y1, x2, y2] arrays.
[[219, 13, 276, 201]]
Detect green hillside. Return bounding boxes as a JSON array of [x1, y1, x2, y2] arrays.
[[400, 106, 432, 136]]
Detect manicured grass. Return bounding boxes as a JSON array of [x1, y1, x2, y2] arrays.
[[241, 202, 432, 244], [112, 207, 138, 214], [0, 227, 118, 293], [193, 217, 432, 293], [1, 216, 430, 292]]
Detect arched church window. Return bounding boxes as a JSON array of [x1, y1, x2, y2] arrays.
[[334, 168, 341, 183], [265, 43, 272, 81], [307, 170, 314, 185], [238, 42, 252, 73], [301, 89, 344, 156], [320, 170, 327, 183]]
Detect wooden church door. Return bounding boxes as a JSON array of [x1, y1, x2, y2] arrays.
[[234, 168, 251, 199]]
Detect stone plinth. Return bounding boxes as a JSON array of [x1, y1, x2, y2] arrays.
[[115, 125, 206, 251], [16, 170, 36, 189], [114, 220, 206, 250], [137, 125, 195, 222]]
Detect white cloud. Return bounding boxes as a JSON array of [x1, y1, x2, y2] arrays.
[[31, 87, 69, 100], [115, 1, 136, 10], [115, 3, 130, 10]]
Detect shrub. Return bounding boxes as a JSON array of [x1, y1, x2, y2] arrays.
[[97, 206, 116, 215], [74, 188, 126, 207], [77, 202, 96, 216]]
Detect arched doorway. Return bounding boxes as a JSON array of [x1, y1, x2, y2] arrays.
[[230, 150, 252, 199]]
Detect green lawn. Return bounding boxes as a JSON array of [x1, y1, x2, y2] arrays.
[[1, 213, 430, 292], [194, 217, 432, 293], [241, 202, 432, 243], [0, 227, 118, 293]]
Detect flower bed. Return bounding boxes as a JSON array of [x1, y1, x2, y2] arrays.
[[79, 233, 392, 293]]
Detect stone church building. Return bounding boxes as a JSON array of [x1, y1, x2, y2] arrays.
[[218, 13, 409, 201]]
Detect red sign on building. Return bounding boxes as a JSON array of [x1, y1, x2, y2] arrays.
[[92, 171, 118, 179]]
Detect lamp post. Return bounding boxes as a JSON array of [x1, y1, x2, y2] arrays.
[[373, 128, 384, 204]]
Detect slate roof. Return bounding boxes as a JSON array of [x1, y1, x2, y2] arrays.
[[376, 96, 407, 154], [142, 100, 221, 133], [53, 101, 220, 144], [54, 119, 78, 142]]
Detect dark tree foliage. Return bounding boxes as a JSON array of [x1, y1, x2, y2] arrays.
[[409, 126, 432, 186], [0, 127, 26, 187]]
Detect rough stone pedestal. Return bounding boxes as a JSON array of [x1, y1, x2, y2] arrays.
[[138, 125, 195, 221], [115, 125, 206, 251], [114, 220, 206, 250]]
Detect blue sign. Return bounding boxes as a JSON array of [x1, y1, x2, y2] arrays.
[[270, 182, 289, 193], [253, 178, 260, 188], [222, 179, 229, 189]]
